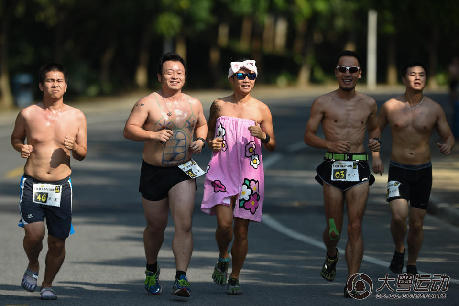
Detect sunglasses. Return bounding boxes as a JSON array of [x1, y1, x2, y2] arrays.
[[336, 66, 360, 73], [234, 72, 257, 80]]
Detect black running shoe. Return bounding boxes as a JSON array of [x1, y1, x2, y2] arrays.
[[389, 250, 404, 274], [321, 249, 339, 281], [406, 265, 418, 275]]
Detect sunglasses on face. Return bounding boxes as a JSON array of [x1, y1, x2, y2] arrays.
[[234, 72, 257, 80], [336, 66, 360, 74]]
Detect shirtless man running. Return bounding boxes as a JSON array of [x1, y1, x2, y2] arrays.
[[123, 53, 207, 299], [372, 62, 455, 275], [304, 50, 380, 297], [11, 63, 87, 300], [201, 59, 275, 295]]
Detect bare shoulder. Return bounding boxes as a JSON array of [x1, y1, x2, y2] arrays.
[[20, 104, 43, 119], [251, 97, 271, 112], [137, 92, 158, 106], [182, 93, 201, 105], [312, 91, 334, 108], [382, 96, 402, 109], [356, 91, 376, 106], [423, 96, 444, 113], [64, 105, 86, 122]]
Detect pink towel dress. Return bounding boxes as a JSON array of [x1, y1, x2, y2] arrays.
[[201, 116, 264, 222]]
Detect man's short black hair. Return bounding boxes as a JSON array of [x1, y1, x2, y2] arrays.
[[401, 61, 428, 78], [38, 63, 67, 84], [336, 50, 361, 66], [158, 52, 186, 74]]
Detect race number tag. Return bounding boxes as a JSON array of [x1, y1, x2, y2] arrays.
[[178, 159, 206, 179], [32, 183, 62, 207], [331, 161, 360, 181], [387, 181, 401, 199]]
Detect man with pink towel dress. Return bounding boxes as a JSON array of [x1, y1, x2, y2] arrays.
[[201, 59, 276, 295]]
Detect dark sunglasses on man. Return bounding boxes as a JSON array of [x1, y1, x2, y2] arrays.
[[336, 66, 360, 74], [234, 72, 257, 80]]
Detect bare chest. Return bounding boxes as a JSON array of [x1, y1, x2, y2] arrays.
[[219, 103, 262, 122], [26, 113, 77, 143], [389, 107, 435, 133], [324, 104, 370, 128], [148, 101, 197, 132]]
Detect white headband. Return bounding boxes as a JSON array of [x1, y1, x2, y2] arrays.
[[228, 60, 258, 79]]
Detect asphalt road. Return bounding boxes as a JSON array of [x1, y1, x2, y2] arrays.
[[0, 90, 458, 305]]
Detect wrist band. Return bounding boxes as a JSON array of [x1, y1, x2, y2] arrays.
[[196, 137, 206, 147], [261, 134, 270, 144]]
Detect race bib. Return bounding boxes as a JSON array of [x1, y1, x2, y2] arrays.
[[331, 161, 360, 181], [178, 159, 206, 178], [387, 181, 401, 199], [32, 183, 62, 207]]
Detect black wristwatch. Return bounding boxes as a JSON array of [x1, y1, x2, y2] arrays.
[[261, 134, 270, 144], [196, 137, 206, 147]]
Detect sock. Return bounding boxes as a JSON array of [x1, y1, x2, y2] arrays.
[[175, 270, 186, 279], [146, 262, 158, 273]]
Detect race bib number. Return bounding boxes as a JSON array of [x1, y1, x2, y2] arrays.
[[331, 161, 360, 182], [32, 183, 62, 207], [178, 159, 206, 178], [387, 181, 401, 199]]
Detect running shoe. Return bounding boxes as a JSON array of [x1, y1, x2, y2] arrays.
[[40, 287, 57, 300], [172, 274, 191, 300], [21, 268, 38, 292], [389, 250, 405, 274], [212, 257, 230, 286], [406, 265, 418, 275], [321, 249, 339, 281], [144, 268, 162, 295], [226, 277, 242, 295]]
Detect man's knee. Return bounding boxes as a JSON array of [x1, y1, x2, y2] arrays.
[[217, 222, 232, 236], [347, 221, 362, 239], [409, 219, 423, 233], [145, 223, 167, 234], [24, 231, 45, 244], [48, 237, 66, 255], [233, 223, 249, 241]]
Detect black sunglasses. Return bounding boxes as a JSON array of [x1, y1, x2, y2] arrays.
[[336, 66, 360, 73], [234, 72, 257, 80]]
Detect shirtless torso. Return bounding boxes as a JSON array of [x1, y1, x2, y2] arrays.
[[380, 96, 451, 164], [306, 90, 378, 153], [11, 70, 87, 181], [131, 92, 206, 166]]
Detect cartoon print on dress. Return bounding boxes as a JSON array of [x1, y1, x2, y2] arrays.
[[206, 164, 210, 173], [211, 180, 227, 192], [239, 178, 260, 214], [250, 154, 260, 169], [245, 141, 256, 157], [216, 122, 228, 152]]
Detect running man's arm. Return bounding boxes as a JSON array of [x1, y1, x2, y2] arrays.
[[189, 100, 208, 153], [259, 103, 276, 151], [11, 110, 33, 158], [207, 100, 224, 152], [70, 111, 87, 161], [304, 98, 329, 150], [367, 99, 383, 174], [435, 104, 455, 155]]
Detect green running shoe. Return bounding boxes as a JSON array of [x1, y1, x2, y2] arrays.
[[212, 257, 230, 286], [172, 274, 191, 300], [144, 268, 162, 295], [321, 249, 339, 281], [226, 277, 242, 295]]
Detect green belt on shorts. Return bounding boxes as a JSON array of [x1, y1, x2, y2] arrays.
[[324, 152, 368, 161]]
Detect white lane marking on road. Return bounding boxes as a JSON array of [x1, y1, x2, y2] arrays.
[[261, 153, 459, 285], [263, 153, 282, 168], [263, 214, 459, 284]]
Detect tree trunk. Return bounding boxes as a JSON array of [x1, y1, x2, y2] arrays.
[[135, 29, 152, 89], [240, 16, 252, 51], [274, 17, 288, 53], [0, 1, 14, 109], [218, 22, 229, 48], [209, 44, 220, 86], [296, 29, 314, 88], [262, 15, 274, 52], [100, 42, 116, 93], [428, 27, 439, 89], [293, 21, 307, 55], [386, 36, 397, 85], [175, 35, 186, 60]]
